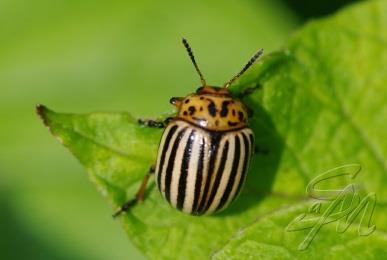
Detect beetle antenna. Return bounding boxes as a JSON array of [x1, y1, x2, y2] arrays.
[[223, 48, 264, 89], [182, 38, 207, 86]]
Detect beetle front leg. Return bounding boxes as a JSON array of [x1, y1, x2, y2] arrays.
[[138, 118, 172, 128], [238, 84, 263, 118], [113, 165, 155, 218], [238, 83, 262, 99]]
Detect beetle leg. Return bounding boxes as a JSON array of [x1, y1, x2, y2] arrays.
[[163, 117, 174, 125], [138, 118, 166, 128], [238, 84, 262, 99], [113, 165, 155, 218], [238, 84, 262, 118], [138, 117, 175, 128]]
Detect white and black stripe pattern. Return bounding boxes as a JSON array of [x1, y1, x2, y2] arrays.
[[155, 120, 254, 215]]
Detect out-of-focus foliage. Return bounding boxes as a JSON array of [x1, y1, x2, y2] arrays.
[[0, 0, 299, 259], [37, 1, 387, 259]]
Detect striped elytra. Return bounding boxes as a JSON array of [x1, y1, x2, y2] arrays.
[[155, 120, 254, 215]]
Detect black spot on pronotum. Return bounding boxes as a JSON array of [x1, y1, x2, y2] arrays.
[[208, 101, 217, 117], [185, 99, 190, 104], [238, 111, 244, 121], [228, 121, 238, 127], [200, 107, 203, 111], [220, 101, 230, 117], [200, 97, 204, 100], [215, 120, 219, 126], [232, 109, 236, 116], [188, 106, 196, 115], [183, 111, 188, 116]]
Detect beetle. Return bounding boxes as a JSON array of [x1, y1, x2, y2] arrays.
[[113, 39, 263, 217]]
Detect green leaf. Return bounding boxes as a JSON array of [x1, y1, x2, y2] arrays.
[[37, 0, 387, 258], [212, 203, 387, 259]]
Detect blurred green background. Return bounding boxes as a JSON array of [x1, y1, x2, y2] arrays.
[[0, 0, 358, 259]]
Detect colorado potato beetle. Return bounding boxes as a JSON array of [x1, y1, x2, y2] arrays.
[[114, 39, 263, 217]]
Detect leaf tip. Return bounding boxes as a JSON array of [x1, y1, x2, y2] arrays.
[[36, 104, 50, 126]]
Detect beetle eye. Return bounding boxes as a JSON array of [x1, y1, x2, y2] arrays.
[[196, 87, 204, 93], [170, 97, 177, 105]]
